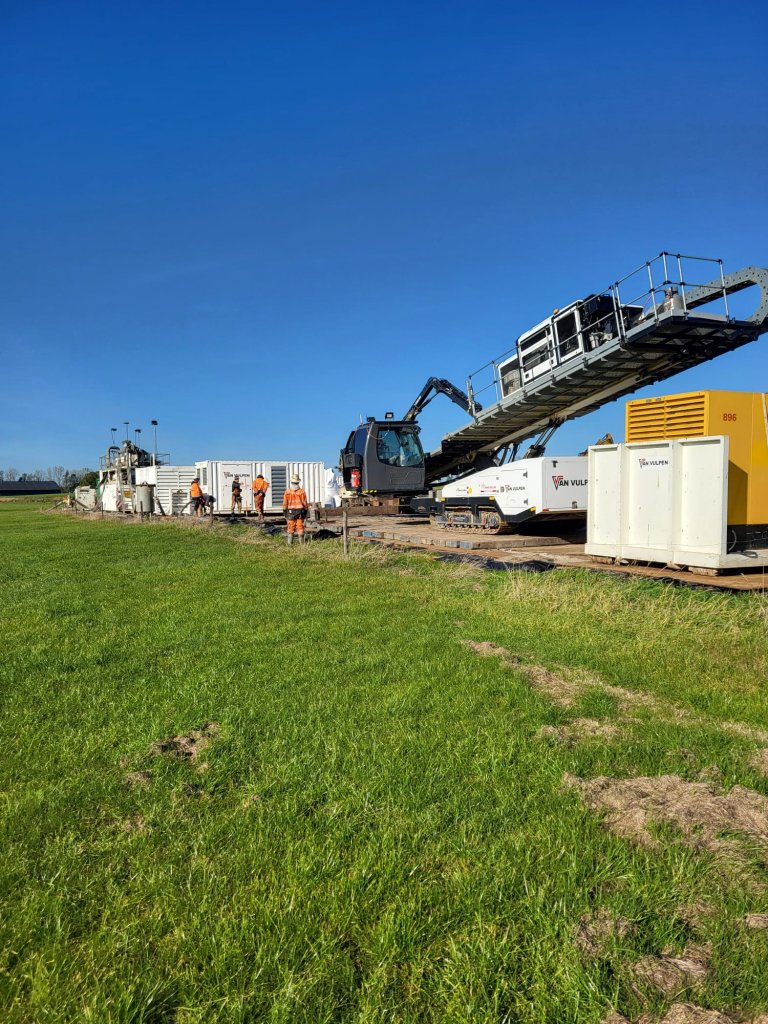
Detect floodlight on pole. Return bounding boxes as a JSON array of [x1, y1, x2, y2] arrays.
[[151, 420, 158, 465], [124, 421, 130, 441], [135, 428, 142, 446]]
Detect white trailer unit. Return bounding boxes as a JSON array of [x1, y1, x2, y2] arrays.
[[585, 437, 768, 570], [195, 461, 326, 513], [135, 465, 197, 515], [429, 456, 588, 529]]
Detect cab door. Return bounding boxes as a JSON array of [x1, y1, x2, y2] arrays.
[[363, 423, 425, 494]]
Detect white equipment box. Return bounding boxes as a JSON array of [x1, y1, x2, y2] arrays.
[[439, 456, 587, 524], [134, 465, 197, 515], [195, 461, 326, 512], [585, 437, 768, 570]]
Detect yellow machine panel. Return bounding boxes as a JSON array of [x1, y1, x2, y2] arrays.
[[626, 391, 768, 543]]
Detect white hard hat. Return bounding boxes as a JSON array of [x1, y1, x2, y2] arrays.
[[290, 474, 300, 484]]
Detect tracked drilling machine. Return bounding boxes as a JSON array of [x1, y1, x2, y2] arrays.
[[339, 253, 768, 532]]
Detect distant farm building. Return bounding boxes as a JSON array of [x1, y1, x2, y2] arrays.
[[0, 481, 59, 496]]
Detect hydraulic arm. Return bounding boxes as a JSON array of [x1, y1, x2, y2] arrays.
[[402, 377, 479, 422]]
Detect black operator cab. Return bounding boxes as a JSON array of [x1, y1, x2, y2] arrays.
[[340, 418, 425, 495]]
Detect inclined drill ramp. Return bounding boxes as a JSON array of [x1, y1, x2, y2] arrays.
[[424, 255, 768, 484]]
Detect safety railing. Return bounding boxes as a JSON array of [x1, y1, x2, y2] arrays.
[[99, 451, 171, 469], [465, 252, 732, 413]]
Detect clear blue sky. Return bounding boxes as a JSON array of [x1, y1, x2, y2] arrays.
[[2, 0, 767, 473]]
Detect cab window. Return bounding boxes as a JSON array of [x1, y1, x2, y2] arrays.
[[376, 427, 423, 467], [353, 428, 369, 457]]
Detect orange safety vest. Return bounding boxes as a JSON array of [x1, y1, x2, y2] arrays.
[[283, 487, 308, 509], [190, 481, 202, 498], [252, 478, 270, 494]]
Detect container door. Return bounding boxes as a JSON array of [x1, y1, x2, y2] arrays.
[[269, 465, 288, 509], [219, 464, 253, 510]]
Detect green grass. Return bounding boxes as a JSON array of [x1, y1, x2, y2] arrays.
[[1, 502, 768, 1023]]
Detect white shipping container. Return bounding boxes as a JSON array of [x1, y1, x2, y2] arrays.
[[195, 460, 326, 512], [585, 437, 768, 569], [135, 465, 197, 515]]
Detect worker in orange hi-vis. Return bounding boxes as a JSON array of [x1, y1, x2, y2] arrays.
[[190, 477, 203, 517], [252, 473, 270, 521], [283, 474, 309, 545]]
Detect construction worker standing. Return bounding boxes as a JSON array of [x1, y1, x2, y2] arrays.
[[283, 474, 308, 545], [252, 473, 270, 520], [230, 475, 243, 514], [190, 477, 203, 517]]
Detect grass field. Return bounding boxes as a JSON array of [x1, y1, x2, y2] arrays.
[[2, 502, 768, 1023]]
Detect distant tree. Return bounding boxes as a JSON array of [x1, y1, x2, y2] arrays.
[[6, 467, 18, 481], [78, 470, 98, 488], [49, 466, 67, 489], [0, 470, 4, 482]]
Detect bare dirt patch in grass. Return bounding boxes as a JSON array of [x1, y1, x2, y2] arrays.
[[634, 1005, 768, 1024], [652, 1006, 739, 1024], [633, 944, 711, 998], [462, 639, 667, 712], [743, 912, 768, 929], [122, 770, 152, 789], [722, 722, 768, 745], [539, 718, 620, 746], [564, 774, 768, 877], [462, 639, 515, 659], [461, 640, 768, 750], [575, 906, 633, 956], [119, 814, 147, 833], [676, 900, 716, 929], [521, 663, 583, 708], [604, 1005, 768, 1024], [150, 722, 220, 762]]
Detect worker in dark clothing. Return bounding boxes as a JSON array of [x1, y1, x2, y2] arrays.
[[230, 475, 243, 513], [201, 493, 216, 515]]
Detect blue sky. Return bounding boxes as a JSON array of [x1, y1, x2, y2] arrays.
[[2, 0, 767, 473]]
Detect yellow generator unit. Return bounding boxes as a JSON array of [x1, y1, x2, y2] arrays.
[[626, 390, 768, 549]]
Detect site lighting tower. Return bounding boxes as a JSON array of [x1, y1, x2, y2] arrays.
[[135, 428, 142, 447], [124, 421, 130, 441], [151, 420, 158, 465], [110, 427, 117, 446]]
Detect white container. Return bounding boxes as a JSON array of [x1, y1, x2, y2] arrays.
[[585, 437, 768, 569], [74, 486, 97, 509], [440, 456, 588, 520], [194, 460, 326, 512], [135, 465, 197, 516]]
